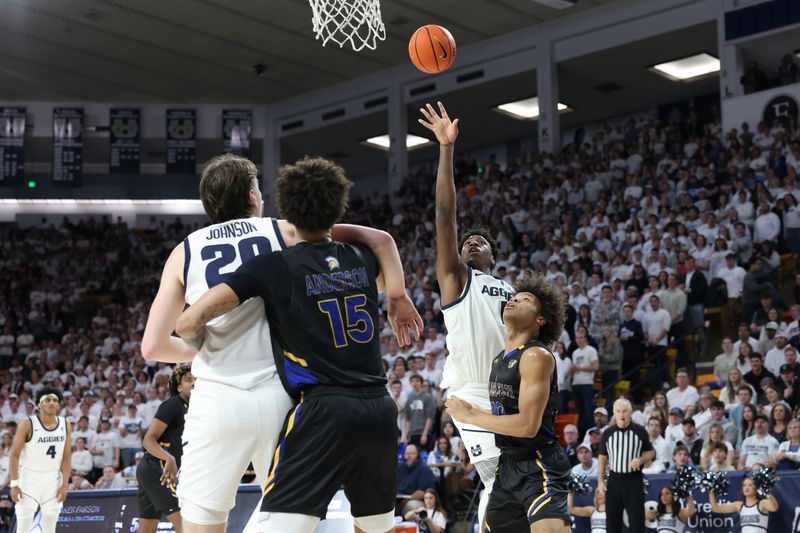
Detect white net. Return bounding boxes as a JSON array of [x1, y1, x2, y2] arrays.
[[308, 0, 386, 51]]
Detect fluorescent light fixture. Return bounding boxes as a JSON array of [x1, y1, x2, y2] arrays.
[[492, 97, 570, 121], [362, 134, 434, 151], [650, 53, 720, 82]]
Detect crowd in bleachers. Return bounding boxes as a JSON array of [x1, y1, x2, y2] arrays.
[[0, 111, 798, 512]]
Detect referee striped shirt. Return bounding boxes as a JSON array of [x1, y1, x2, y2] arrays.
[[598, 422, 652, 473]]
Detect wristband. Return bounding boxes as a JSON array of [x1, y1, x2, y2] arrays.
[[9, 480, 19, 488]]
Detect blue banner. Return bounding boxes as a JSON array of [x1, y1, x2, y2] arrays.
[[571, 471, 800, 532]]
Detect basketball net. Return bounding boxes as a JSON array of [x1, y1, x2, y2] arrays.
[[308, 0, 386, 51]]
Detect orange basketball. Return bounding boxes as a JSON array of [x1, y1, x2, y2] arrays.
[[409, 25, 456, 74]]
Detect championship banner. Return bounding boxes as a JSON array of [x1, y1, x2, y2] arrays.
[[109, 108, 140, 174], [223, 109, 252, 157], [570, 471, 800, 533], [166, 109, 196, 174], [52, 107, 83, 185], [0, 106, 26, 184]]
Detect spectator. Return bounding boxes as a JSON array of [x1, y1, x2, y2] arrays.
[[779, 363, 799, 409], [700, 400, 737, 444], [396, 444, 437, 515], [586, 428, 603, 458], [765, 331, 791, 377], [68, 473, 94, 490], [683, 257, 708, 356], [91, 418, 120, 483], [743, 352, 776, 401], [778, 53, 800, 85], [403, 489, 447, 533], [717, 254, 747, 339], [571, 329, 599, 434], [742, 259, 772, 322], [713, 338, 738, 387], [94, 465, 127, 490], [667, 369, 699, 416], [720, 368, 753, 411], [419, 353, 442, 387], [582, 407, 609, 445], [71, 437, 93, 478], [738, 414, 779, 471], [554, 342, 573, 414], [775, 418, 800, 470], [562, 424, 580, 467], [390, 380, 408, 443], [405, 375, 436, 451], [700, 423, 734, 471], [770, 402, 791, 442], [665, 408, 686, 450], [666, 444, 693, 473], [643, 416, 671, 474], [707, 442, 736, 472], [591, 285, 621, 341], [677, 419, 703, 465], [619, 304, 644, 377], [118, 404, 145, 468], [598, 326, 623, 407], [660, 274, 687, 343], [571, 444, 598, 477]]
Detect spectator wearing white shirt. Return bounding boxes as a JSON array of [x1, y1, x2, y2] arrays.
[[571, 444, 598, 477], [764, 331, 791, 377], [667, 369, 700, 416], [753, 201, 781, 244], [94, 465, 128, 490], [419, 353, 443, 387], [643, 294, 672, 387], [738, 415, 780, 471], [71, 416, 97, 448], [554, 342, 573, 415], [643, 416, 672, 474], [717, 254, 747, 339], [571, 329, 599, 435], [71, 437, 94, 477], [665, 408, 686, 452]]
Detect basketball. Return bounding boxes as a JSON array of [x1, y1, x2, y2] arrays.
[[408, 25, 457, 74]]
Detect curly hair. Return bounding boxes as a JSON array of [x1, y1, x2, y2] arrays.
[[35, 386, 63, 404], [458, 227, 498, 260], [513, 274, 567, 346], [276, 157, 352, 231], [169, 365, 192, 397], [199, 154, 259, 224]]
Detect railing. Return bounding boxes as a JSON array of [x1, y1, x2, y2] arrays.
[[593, 322, 705, 402]]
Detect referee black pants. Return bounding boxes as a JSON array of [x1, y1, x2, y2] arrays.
[[606, 471, 645, 533]]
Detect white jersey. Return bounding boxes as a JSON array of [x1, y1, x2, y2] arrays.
[[739, 502, 769, 532], [184, 217, 285, 389], [590, 509, 606, 532], [20, 416, 67, 473], [656, 512, 686, 533], [441, 267, 513, 390]]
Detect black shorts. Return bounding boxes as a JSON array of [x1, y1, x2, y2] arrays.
[[136, 455, 179, 519], [486, 443, 570, 532], [261, 386, 398, 519]]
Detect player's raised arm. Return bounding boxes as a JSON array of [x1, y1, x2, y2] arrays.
[[419, 101, 466, 305], [142, 243, 197, 363], [175, 283, 241, 348]]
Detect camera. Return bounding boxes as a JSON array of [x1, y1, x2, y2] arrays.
[[418, 510, 427, 520]]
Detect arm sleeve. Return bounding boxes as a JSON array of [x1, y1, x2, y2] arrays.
[[226, 253, 282, 303]]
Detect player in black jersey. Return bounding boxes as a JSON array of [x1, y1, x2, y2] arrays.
[[136, 365, 194, 533], [176, 156, 422, 533], [446, 274, 570, 533]]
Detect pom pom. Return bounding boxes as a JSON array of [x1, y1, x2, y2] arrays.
[[752, 467, 777, 498], [568, 474, 591, 495], [698, 471, 730, 497], [671, 466, 699, 500]]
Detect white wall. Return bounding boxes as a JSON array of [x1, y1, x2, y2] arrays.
[[721, 83, 800, 133]]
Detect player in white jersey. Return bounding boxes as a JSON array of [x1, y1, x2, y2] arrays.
[[419, 102, 513, 526], [645, 487, 695, 533], [142, 154, 417, 533], [709, 476, 777, 533], [568, 488, 607, 533], [8, 387, 71, 533]]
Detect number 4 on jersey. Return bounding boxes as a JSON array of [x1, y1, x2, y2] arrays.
[[46, 445, 56, 458]]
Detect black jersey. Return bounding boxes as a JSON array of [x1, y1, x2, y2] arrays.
[[226, 241, 384, 398], [144, 396, 188, 467], [488, 339, 559, 457]]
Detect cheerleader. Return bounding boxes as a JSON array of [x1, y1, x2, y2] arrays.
[[709, 477, 779, 532], [568, 488, 606, 533], [645, 487, 696, 533]]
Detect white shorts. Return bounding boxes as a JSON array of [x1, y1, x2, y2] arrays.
[[17, 469, 62, 513], [177, 377, 293, 513], [448, 384, 500, 464]]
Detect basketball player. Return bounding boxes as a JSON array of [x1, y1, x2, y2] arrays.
[[136, 365, 195, 533], [8, 387, 71, 533], [446, 275, 570, 532], [142, 154, 418, 533], [418, 101, 513, 525], [176, 156, 421, 533]]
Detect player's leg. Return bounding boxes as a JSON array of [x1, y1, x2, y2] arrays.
[[137, 455, 168, 533], [474, 456, 499, 528], [166, 510, 183, 533], [523, 447, 571, 533], [343, 395, 398, 533], [179, 381, 262, 532], [484, 461, 528, 533], [250, 379, 294, 487], [137, 519, 160, 533], [450, 412, 500, 527]]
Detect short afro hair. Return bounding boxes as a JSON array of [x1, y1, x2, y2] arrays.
[[276, 157, 352, 231], [458, 227, 499, 260], [512, 274, 567, 346], [36, 387, 63, 404]]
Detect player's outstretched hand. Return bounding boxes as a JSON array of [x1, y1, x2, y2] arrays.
[[387, 294, 424, 348], [418, 101, 459, 146], [10, 487, 21, 503], [445, 396, 476, 422]]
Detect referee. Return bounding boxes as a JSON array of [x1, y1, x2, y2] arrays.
[[596, 398, 655, 533]]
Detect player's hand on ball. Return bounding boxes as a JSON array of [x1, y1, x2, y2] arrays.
[[445, 396, 475, 421], [10, 487, 20, 503], [418, 102, 459, 146], [387, 294, 423, 348]]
